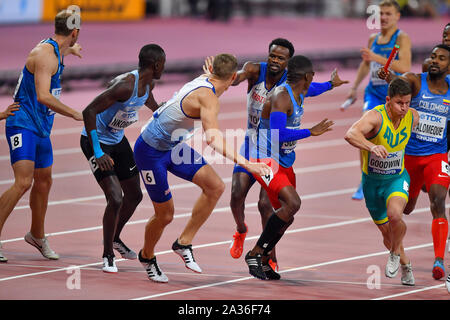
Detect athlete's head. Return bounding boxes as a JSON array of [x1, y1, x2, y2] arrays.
[[286, 55, 314, 90], [428, 44, 450, 79], [267, 38, 294, 76], [55, 9, 80, 47], [211, 53, 238, 87], [379, 0, 401, 30], [386, 78, 411, 117], [443, 23, 450, 46], [139, 44, 166, 79]]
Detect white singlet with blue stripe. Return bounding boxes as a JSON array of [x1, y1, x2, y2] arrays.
[[141, 75, 216, 151]]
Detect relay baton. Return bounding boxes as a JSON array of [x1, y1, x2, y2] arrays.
[[383, 44, 400, 72]]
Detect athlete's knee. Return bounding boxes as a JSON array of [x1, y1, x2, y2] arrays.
[[286, 196, 301, 215], [14, 176, 33, 194], [125, 187, 143, 206], [32, 175, 52, 193], [206, 178, 225, 199], [106, 191, 123, 212], [387, 210, 403, 225], [430, 193, 447, 218], [155, 211, 174, 226], [258, 197, 272, 218]]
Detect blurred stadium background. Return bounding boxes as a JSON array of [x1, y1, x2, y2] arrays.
[[0, 0, 448, 96]]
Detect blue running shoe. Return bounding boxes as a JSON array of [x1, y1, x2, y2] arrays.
[[432, 259, 445, 280], [352, 182, 364, 200]]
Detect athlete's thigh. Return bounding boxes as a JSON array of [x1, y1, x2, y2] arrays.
[[6, 126, 37, 165]]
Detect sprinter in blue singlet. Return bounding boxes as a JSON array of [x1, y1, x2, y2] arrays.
[[80, 44, 166, 273], [0, 10, 82, 263]]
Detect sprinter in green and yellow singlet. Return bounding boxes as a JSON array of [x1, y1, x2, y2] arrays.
[[345, 78, 419, 286]]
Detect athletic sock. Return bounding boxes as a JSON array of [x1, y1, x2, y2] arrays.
[[256, 213, 287, 253], [431, 218, 448, 260]]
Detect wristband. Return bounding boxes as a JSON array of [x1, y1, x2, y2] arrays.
[[89, 130, 104, 159]]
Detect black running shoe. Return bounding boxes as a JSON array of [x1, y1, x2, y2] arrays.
[[244, 251, 267, 280], [262, 262, 281, 280]]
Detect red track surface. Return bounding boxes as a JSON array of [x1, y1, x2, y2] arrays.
[[0, 71, 449, 300]]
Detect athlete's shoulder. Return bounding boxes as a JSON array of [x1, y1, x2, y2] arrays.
[[367, 33, 378, 46], [105, 72, 135, 100]]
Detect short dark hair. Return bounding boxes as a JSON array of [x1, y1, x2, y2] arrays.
[[138, 44, 165, 70], [433, 43, 450, 55], [212, 54, 238, 80], [286, 55, 313, 82], [388, 78, 411, 98], [55, 10, 80, 36], [269, 38, 295, 58], [379, 0, 401, 13]]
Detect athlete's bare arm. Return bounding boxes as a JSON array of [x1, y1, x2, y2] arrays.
[[345, 34, 376, 103], [144, 81, 160, 111], [345, 109, 387, 158], [82, 76, 134, 171], [202, 57, 260, 88], [361, 32, 412, 74], [182, 88, 270, 176], [30, 44, 82, 120]]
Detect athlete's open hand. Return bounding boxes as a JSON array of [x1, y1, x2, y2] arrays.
[[69, 43, 82, 58], [245, 161, 272, 177], [370, 144, 388, 159], [309, 118, 334, 136], [96, 153, 115, 172], [330, 68, 349, 88], [0, 102, 20, 120], [361, 47, 376, 62], [202, 56, 214, 75]]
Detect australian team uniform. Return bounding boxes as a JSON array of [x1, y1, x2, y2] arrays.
[[6, 38, 63, 168], [80, 70, 148, 182], [133, 75, 211, 203], [250, 83, 304, 210], [364, 29, 401, 112], [361, 104, 414, 225], [404, 73, 450, 199]]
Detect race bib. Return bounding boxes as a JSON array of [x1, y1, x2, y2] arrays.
[[368, 150, 403, 175], [413, 111, 446, 142], [108, 109, 139, 132], [260, 168, 274, 187], [370, 61, 386, 86]]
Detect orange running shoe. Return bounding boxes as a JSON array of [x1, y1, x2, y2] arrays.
[[230, 225, 247, 259], [268, 259, 279, 272]]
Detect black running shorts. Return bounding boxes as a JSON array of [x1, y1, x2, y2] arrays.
[[80, 135, 138, 183]]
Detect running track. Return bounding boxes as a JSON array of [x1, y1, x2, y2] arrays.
[[0, 70, 448, 300]]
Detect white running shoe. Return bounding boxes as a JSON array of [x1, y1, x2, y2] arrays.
[[172, 240, 202, 273], [385, 252, 400, 278], [400, 262, 415, 286], [138, 250, 168, 283], [0, 242, 7, 263], [102, 255, 118, 273], [113, 239, 137, 260], [24, 232, 59, 260]]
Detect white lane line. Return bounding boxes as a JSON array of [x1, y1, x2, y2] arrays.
[[372, 284, 446, 300], [9, 160, 359, 211], [131, 243, 433, 300], [2, 185, 356, 243], [0, 201, 439, 285]]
